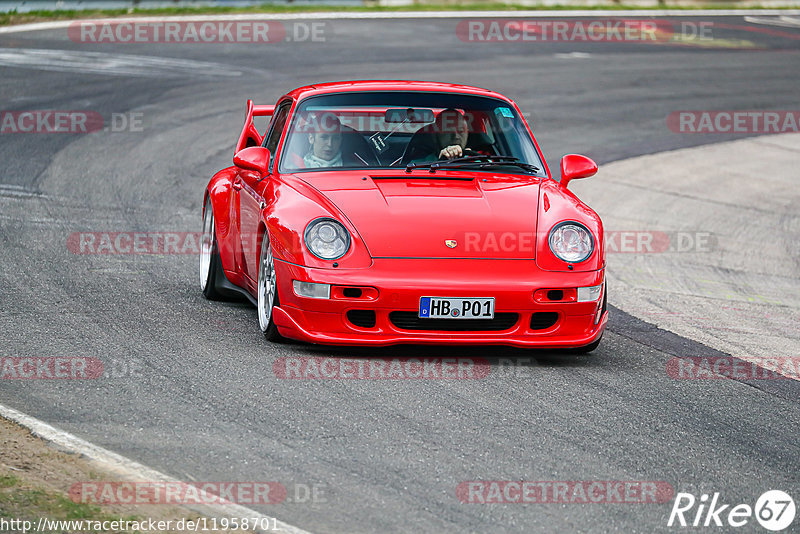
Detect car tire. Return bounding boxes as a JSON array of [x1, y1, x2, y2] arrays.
[[257, 232, 283, 342], [200, 196, 225, 300]]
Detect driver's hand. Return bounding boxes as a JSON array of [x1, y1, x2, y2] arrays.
[[438, 145, 463, 159]]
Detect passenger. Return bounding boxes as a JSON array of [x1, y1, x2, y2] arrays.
[[304, 113, 343, 168]]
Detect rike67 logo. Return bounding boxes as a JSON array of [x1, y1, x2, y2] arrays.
[[668, 490, 795, 531]]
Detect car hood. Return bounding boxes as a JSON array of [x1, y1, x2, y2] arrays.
[[295, 171, 541, 259]]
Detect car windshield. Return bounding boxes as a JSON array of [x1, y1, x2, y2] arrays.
[[278, 91, 545, 175]]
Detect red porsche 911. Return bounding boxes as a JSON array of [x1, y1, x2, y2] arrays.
[[200, 81, 606, 351]]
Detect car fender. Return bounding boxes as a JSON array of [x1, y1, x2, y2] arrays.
[[535, 178, 604, 272], [260, 174, 373, 270], [205, 167, 239, 273]]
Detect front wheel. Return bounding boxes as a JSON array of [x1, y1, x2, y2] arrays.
[[257, 232, 283, 342]]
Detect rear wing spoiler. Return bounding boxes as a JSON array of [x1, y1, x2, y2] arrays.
[[235, 99, 276, 155]]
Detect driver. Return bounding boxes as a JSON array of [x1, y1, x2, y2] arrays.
[[435, 108, 470, 160], [406, 109, 475, 164]]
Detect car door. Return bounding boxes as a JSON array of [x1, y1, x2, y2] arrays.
[[236, 101, 291, 287]]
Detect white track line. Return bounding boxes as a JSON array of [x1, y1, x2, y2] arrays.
[[744, 14, 800, 27], [0, 403, 312, 534], [0, 48, 243, 76], [1, 9, 800, 34]]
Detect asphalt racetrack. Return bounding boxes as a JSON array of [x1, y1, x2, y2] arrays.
[[1, 13, 799, 533]]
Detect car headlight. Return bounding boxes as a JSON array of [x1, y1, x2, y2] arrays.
[[304, 217, 351, 260], [548, 221, 594, 263]]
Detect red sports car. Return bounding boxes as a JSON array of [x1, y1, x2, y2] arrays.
[[200, 81, 606, 351]]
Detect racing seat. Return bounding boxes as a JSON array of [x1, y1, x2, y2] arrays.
[[466, 131, 495, 154], [340, 126, 380, 166], [400, 124, 439, 166]]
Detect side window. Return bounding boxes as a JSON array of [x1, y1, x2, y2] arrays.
[[263, 102, 291, 171]]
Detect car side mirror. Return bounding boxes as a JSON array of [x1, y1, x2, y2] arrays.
[[234, 146, 270, 175], [560, 154, 598, 189]]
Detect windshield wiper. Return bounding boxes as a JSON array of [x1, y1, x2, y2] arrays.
[[450, 160, 542, 174], [406, 155, 507, 171], [406, 155, 541, 175]]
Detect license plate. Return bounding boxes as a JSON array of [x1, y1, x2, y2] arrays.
[[419, 297, 495, 319]]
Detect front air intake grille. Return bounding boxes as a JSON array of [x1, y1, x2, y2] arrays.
[[389, 312, 518, 331], [530, 312, 559, 330], [347, 310, 376, 328]]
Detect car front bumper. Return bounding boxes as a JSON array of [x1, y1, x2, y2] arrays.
[[271, 258, 607, 348]]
